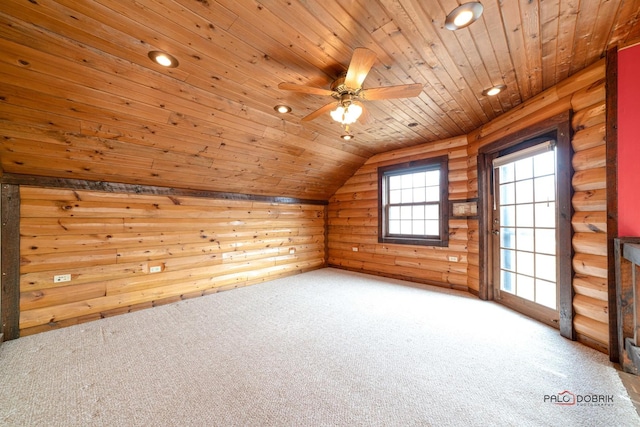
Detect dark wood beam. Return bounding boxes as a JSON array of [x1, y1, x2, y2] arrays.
[[606, 46, 619, 362], [1, 184, 20, 341]]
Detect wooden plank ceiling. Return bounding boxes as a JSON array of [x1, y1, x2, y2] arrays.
[[1, 0, 639, 200]]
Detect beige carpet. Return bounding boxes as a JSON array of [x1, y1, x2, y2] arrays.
[[0, 268, 638, 426]]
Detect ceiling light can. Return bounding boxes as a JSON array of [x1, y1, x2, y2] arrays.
[[274, 105, 292, 114], [482, 84, 507, 96], [445, 2, 484, 30], [148, 51, 179, 68]]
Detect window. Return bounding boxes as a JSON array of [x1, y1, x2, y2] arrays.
[[378, 156, 448, 246]]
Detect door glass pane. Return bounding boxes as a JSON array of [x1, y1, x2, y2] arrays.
[[501, 206, 515, 226], [516, 204, 534, 227], [515, 158, 533, 180], [517, 251, 535, 276], [534, 151, 555, 176], [501, 270, 515, 293], [496, 144, 557, 311], [516, 274, 535, 300], [516, 228, 534, 251], [515, 179, 534, 204], [536, 279, 557, 309], [534, 175, 555, 202], [535, 254, 556, 282], [500, 182, 515, 205], [535, 202, 555, 228], [535, 229, 555, 255], [501, 249, 516, 271], [500, 163, 515, 183], [501, 227, 516, 249]]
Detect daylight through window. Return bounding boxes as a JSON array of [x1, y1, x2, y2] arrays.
[[378, 156, 448, 247]]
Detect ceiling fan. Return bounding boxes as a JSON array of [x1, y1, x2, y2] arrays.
[[278, 47, 423, 125]]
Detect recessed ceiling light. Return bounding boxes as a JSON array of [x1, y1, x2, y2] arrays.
[[482, 84, 507, 96], [274, 105, 292, 114], [445, 2, 484, 30], [148, 51, 179, 68], [340, 134, 355, 141]]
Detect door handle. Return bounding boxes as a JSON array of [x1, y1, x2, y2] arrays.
[[492, 230, 499, 235]]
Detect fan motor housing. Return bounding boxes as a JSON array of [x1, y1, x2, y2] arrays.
[[330, 74, 361, 99]]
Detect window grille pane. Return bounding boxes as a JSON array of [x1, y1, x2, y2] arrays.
[[389, 206, 400, 220], [390, 189, 401, 204], [412, 205, 425, 220], [425, 187, 439, 202], [400, 205, 412, 220], [425, 220, 439, 235], [401, 188, 413, 203], [379, 156, 447, 246], [412, 172, 426, 187], [401, 173, 413, 189], [425, 170, 439, 186], [425, 204, 439, 220], [389, 175, 402, 190]]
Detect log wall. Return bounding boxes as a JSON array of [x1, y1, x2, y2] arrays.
[[17, 186, 325, 335], [327, 135, 471, 290], [328, 59, 611, 352]]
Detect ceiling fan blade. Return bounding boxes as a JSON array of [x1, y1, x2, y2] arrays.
[[344, 48, 377, 89], [301, 102, 337, 122], [360, 83, 423, 100], [278, 82, 334, 97]]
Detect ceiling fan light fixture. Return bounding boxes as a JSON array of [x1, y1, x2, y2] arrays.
[[274, 104, 292, 114], [445, 2, 484, 30], [148, 50, 179, 68], [340, 133, 355, 141], [330, 102, 363, 125], [482, 84, 507, 96]]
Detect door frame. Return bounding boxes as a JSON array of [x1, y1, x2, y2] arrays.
[[477, 111, 575, 340]]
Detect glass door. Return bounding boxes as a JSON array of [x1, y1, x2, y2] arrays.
[[492, 141, 560, 327]]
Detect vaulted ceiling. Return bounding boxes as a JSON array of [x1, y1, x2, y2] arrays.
[[1, 1, 639, 200]]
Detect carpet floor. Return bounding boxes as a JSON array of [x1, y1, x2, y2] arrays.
[[1, 268, 638, 426]]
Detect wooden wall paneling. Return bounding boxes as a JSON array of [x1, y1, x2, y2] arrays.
[[327, 136, 470, 290], [1, 184, 20, 340], [11, 178, 326, 333]]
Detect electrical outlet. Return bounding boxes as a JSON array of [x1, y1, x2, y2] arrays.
[[149, 265, 162, 273], [53, 274, 71, 283], [448, 256, 459, 262], [289, 248, 296, 254], [352, 247, 359, 252]]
